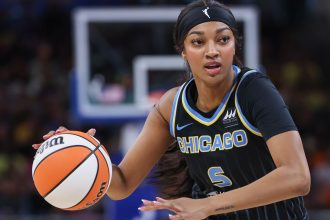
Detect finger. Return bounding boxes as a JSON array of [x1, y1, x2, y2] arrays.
[[87, 128, 96, 136], [55, 126, 67, 133], [141, 199, 154, 206], [169, 214, 183, 220], [32, 144, 41, 149], [139, 203, 174, 212], [139, 199, 172, 211], [43, 130, 55, 140], [156, 197, 167, 202], [152, 201, 182, 213], [170, 214, 189, 220], [138, 206, 162, 211], [138, 199, 160, 211], [154, 199, 183, 212], [156, 197, 178, 208]]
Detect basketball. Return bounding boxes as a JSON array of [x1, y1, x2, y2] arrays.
[[32, 130, 112, 211]]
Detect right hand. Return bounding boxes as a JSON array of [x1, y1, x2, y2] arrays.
[[32, 126, 96, 150]]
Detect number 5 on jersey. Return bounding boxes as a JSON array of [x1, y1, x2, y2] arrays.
[[208, 166, 232, 188]]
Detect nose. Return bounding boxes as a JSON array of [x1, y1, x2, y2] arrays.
[[205, 41, 219, 58]]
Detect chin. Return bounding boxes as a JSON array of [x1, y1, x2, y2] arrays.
[[204, 76, 226, 87]]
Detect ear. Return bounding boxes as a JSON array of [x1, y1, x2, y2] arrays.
[[181, 50, 186, 59]]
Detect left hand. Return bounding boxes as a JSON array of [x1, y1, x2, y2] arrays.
[[138, 197, 210, 220]]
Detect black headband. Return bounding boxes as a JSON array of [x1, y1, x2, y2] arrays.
[[176, 6, 237, 42]]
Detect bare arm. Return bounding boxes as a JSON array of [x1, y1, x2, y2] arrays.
[[31, 88, 177, 200], [107, 88, 177, 200], [205, 130, 310, 214]]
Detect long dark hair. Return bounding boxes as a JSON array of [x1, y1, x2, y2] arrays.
[[151, 140, 193, 199], [152, 0, 243, 199]]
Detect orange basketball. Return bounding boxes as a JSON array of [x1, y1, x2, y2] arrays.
[[32, 130, 112, 210]]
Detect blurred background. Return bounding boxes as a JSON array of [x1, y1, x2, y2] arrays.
[[0, 0, 330, 219]]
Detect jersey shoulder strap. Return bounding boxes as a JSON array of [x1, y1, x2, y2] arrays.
[[234, 67, 263, 137], [235, 67, 259, 86], [169, 79, 192, 137]]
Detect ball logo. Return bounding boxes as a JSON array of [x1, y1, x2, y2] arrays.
[[37, 136, 64, 155], [85, 181, 107, 207]]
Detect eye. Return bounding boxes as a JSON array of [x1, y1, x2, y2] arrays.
[[191, 38, 204, 46], [217, 36, 231, 45]]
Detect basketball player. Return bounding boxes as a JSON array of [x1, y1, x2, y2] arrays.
[[33, 0, 310, 219]]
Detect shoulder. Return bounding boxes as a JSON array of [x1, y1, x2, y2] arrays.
[[154, 87, 180, 123], [236, 69, 283, 111], [239, 68, 268, 86], [237, 69, 274, 95]]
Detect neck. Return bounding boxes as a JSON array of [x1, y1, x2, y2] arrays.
[[195, 69, 235, 113]]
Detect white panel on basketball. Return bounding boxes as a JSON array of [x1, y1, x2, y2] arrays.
[[99, 147, 112, 187], [32, 134, 97, 174], [44, 154, 98, 209], [91, 135, 100, 143]]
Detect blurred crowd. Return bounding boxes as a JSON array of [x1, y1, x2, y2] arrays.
[[0, 0, 330, 218]]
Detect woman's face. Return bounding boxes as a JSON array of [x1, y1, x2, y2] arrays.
[[182, 21, 235, 86]]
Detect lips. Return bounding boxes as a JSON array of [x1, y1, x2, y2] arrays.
[[204, 62, 221, 69], [204, 62, 222, 75]]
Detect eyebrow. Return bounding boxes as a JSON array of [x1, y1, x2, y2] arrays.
[[188, 27, 231, 36]]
